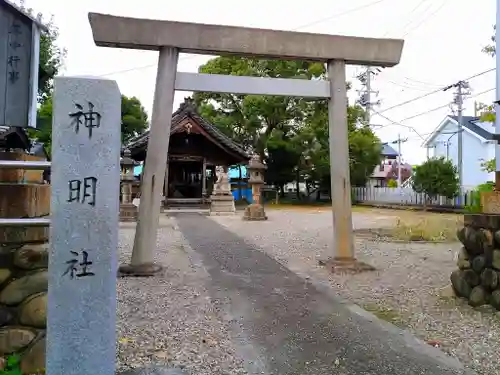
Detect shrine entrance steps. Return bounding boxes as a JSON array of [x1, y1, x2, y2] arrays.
[[164, 198, 210, 216]]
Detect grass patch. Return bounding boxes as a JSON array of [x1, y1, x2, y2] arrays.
[[363, 303, 405, 327], [354, 211, 462, 242], [390, 213, 462, 242]]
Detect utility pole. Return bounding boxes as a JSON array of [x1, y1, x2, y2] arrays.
[[391, 134, 408, 187], [444, 80, 470, 191], [365, 67, 372, 123], [357, 67, 380, 125], [495, 0, 500, 190]]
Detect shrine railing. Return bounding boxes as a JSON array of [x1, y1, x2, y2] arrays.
[[0, 160, 51, 227]]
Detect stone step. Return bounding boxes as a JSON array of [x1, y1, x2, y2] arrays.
[[165, 208, 210, 216]]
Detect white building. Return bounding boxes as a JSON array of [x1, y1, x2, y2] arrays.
[[422, 115, 495, 188]]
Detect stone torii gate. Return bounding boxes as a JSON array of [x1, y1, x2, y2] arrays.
[[88, 13, 404, 275]]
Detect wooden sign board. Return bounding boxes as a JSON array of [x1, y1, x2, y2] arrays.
[[0, 0, 43, 128]]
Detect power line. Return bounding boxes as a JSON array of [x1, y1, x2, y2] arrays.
[[294, 0, 391, 30], [98, 0, 392, 78], [401, 0, 449, 38], [382, 0, 428, 37], [372, 109, 427, 139], [397, 87, 495, 122], [385, 80, 431, 91], [376, 68, 495, 114], [370, 87, 495, 137]]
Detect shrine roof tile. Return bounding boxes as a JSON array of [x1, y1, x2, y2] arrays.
[[125, 98, 249, 161]]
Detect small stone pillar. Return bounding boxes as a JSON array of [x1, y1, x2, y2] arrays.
[[243, 154, 267, 221], [209, 166, 236, 216], [119, 149, 139, 222]]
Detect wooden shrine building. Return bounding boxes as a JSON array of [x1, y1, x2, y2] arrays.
[[126, 98, 249, 205]]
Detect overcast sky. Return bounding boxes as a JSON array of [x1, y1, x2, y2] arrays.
[[28, 0, 496, 164]]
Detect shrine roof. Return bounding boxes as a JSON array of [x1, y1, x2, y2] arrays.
[[125, 98, 249, 161]]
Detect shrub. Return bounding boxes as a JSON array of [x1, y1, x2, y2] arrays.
[[464, 182, 495, 213]]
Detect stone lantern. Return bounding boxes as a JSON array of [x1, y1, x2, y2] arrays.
[[243, 154, 268, 221], [120, 148, 139, 221]]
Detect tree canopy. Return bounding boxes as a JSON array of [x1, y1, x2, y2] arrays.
[[121, 96, 149, 142], [476, 26, 497, 171], [412, 157, 459, 200], [194, 56, 382, 198]]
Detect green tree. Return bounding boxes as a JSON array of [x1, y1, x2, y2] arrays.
[[31, 95, 149, 156], [296, 100, 381, 191], [194, 56, 381, 195], [121, 96, 149, 142], [194, 56, 325, 157], [412, 157, 459, 202], [482, 25, 496, 57]]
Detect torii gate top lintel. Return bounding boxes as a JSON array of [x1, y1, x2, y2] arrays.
[[88, 12, 404, 67]]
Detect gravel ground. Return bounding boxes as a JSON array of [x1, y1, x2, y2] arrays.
[[210, 209, 500, 375], [116, 217, 247, 374]]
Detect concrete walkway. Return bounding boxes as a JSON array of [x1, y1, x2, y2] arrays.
[[175, 215, 474, 375]]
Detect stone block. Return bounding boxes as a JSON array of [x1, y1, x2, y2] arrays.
[[481, 191, 500, 214], [20, 337, 45, 375], [120, 203, 138, 222], [0, 270, 48, 306], [243, 203, 267, 221], [19, 292, 47, 328], [47, 76, 121, 375], [464, 213, 500, 230], [0, 184, 50, 243], [0, 152, 44, 183], [210, 194, 236, 216], [14, 243, 49, 270], [0, 327, 35, 355]]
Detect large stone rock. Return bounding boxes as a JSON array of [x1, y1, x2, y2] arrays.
[[457, 227, 480, 256], [0, 271, 48, 306], [463, 269, 480, 287], [477, 228, 494, 253], [481, 268, 499, 290], [20, 337, 45, 375], [0, 269, 11, 285], [19, 292, 47, 328], [472, 255, 486, 274], [0, 307, 14, 327], [450, 270, 472, 298], [469, 285, 488, 307], [457, 247, 470, 269], [491, 290, 500, 310], [0, 327, 35, 355], [14, 243, 49, 270], [493, 249, 500, 270]]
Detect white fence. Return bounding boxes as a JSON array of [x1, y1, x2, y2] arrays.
[[352, 187, 475, 208]]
